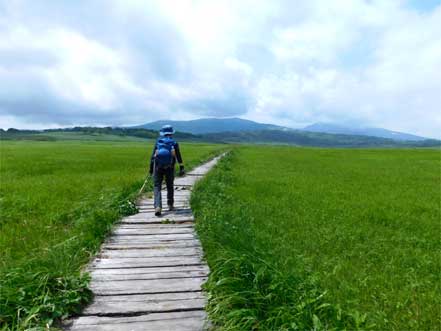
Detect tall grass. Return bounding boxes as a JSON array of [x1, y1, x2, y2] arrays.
[[0, 140, 224, 330], [192, 147, 440, 330]]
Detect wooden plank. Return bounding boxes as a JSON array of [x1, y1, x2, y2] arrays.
[[90, 277, 207, 295], [139, 200, 189, 206], [102, 240, 201, 250], [174, 178, 198, 186], [137, 208, 189, 213], [99, 247, 201, 259], [103, 240, 198, 248], [119, 218, 194, 225], [105, 240, 198, 247], [136, 202, 189, 207], [82, 292, 206, 315], [121, 215, 194, 220], [173, 186, 192, 190], [91, 256, 203, 269], [187, 169, 211, 175], [107, 233, 196, 242], [138, 194, 191, 200], [119, 220, 195, 225], [137, 197, 191, 206], [137, 208, 190, 212], [139, 196, 190, 201], [90, 265, 208, 276], [170, 208, 193, 215], [113, 228, 194, 236], [137, 203, 188, 209], [129, 214, 155, 219], [138, 203, 189, 208], [83, 299, 206, 316], [90, 291, 204, 302], [116, 224, 193, 229], [130, 208, 193, 216], [91, 269, 208, 281], [121, 222, 195, 227], [102, 244, 198, 251], [67, 311, 207, 331], [187, 161, 219, 175], [116, 223, 193, 228], [174, 184, 193, 189]]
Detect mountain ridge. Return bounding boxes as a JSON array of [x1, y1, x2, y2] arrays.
[[2, 126, 439, 148], [132, 117, 429, 141], [131, 117, 288, 134], [202, 129, 440, 148], [303, 122, 427, 141]]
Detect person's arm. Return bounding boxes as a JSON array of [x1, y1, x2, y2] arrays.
[[174, 142, 183, 164], [174, 142, 185, 175], [149, 144, 157, 175]]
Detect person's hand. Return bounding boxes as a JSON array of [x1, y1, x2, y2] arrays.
[[179, 165, 185, 176]]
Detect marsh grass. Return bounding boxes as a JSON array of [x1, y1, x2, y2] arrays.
[[0, 140, 224, 330], [192, 147, 440, 330]]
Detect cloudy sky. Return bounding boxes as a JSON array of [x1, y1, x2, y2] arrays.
[[1, 0, 440, 138]]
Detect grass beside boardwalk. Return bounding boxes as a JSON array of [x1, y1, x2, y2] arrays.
[[0, 140, 224, 330], [192, 147, 440, 330]]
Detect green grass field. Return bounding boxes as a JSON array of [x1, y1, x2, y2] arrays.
[[1, 131, 153, 142], [1, 141, 439, 330], [192, 147, 440, 330], [0, 140, 224, 330]]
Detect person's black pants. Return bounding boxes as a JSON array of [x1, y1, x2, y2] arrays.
[[153, 166, 174, 208]]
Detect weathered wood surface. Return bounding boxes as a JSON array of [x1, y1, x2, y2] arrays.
[[90, 277, 208, 295], [99, 247, 201, 258], [68, 311, 208, 331], [90, 265, 209, 277], [65, 154, 224, 331], [82, 292, 207, 315], [91, 269, 208, 281], [102, 240, 201, 250]]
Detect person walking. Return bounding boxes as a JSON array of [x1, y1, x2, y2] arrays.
[[149, 125, 185, 216]]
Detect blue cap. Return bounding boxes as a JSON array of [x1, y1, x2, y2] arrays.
[[159, 124, 175, 136]]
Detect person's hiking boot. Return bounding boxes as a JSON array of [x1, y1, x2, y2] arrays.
[[168, 203, 174, 211], [155, 207, 162, 217]]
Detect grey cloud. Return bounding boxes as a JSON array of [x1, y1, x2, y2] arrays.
[[0, 0, 440, 138], [181, 90, 252, 117], [0, 0, 192, 127], [122, 17, 191, 83], [5, 0, 190, 81], [0, 95, 140, 127]]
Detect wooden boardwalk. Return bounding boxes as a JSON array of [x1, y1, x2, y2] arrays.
[[65, 156, 223, 331]]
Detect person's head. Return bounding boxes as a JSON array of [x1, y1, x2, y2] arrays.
[[159, 124, 175, 137]]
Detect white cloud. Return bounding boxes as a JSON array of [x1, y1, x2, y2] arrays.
[[0, 0, 440, 138]]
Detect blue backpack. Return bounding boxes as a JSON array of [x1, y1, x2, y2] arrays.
[[155, 137, 175, 168]]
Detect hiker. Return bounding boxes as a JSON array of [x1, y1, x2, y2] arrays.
[[149, 125, 185, 216]]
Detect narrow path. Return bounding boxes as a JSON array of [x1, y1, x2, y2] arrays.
[[66, 155, 223, 331]]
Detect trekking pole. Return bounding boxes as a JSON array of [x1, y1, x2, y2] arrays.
[[138, 174, 151, 195], [138, 159, 155, 195]]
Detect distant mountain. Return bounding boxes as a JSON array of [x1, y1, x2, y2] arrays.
[[132, 118, 287, 134], [303, 123, 427, 141], [3, 127, 439, 148], [0, 126, 202, 142], [203, 129, 440, 148], [133, 118, 429, 141]]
